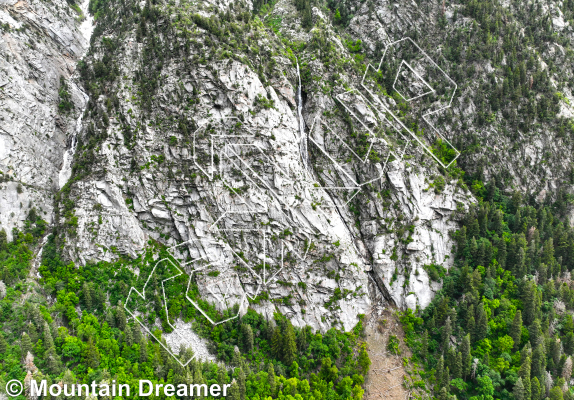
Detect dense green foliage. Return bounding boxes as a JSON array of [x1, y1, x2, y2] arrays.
[[435, 0, 574, 189], [400, 189, 574, 400], [0, 230, 369, 400], [0, 209, 45, 286]]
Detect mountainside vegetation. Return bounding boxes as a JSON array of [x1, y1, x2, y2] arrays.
[[0, 229, 370, 400], [1, 0, 574, 399], [400, 189, 574, 400]]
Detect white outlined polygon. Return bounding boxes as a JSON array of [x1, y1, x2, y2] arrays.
[[306, 37, 460, 202], [333, 89, 413, 161], [359, 37, 460, 169], [307, 86, 410, 205], [207, 224, 311, 302], [393, 60, 435, 102], [307, 116, 394, 206], [192, 117, 255, 181], [124, 239, 248, 367], [193, 118, 311, 228], [168, 239, 249, 325], [188, 115, 316, 321]]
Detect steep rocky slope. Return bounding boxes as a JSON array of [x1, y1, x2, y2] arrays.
[[44, 0, 485, 332], [344, 0, 574, 202], [0, 0, 91, 240], [4, 0, 574, 334]]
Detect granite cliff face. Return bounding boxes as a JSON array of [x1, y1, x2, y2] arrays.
[[47, 0, 476, 332], [0, 0, 91, 240], [5, 0, 574, 332]]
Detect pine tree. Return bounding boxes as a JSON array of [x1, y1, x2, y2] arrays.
[[238, 367, 246, 400], [519, 357, 531, 380], [283, 322, 297, 366], [421, 330, 429, 359], [484, 241, 493, 267], [297, 326, 309, 351], [86, 338, 100, 369], [531, 344, 545, 381], [446, 348, 456, 373], [62, 369, 76, 388], [523, 376, 531, 400], [320, 357, 338, 381], [139, 337, 148, 363], [125, 324, 134, 347], [538, 263, 548, 284], [83, 282, 93, 310], [551, 337, 561, 369], [436, 356, 444, 387], [476, 241, 485, 267], [549, 386, 563, 400], [438, 387, 449, 400], [456, 226, 467, 257], [266, 321, 274, 341], [565, 331, 574, 356], [228, 382, 240, 400], [511, 310, 523, 351], [271, 327, 282, 358], [158, 338, 168, 369], [268, 364, 276, 395], [453, 352, 462, 379], [116, 306, 127, 331], [94, 289, 105, 311], [499, 237, 507, 268], [528, 320, 542, 347], [442, 317, 452, 351], [514, 377, 526, 400], [26, 323, 38, 345], [538, 263, 548, 282], [106, 310, 116, 328], [476, 303, 488, 341], [218, 364, 228, 385], [442, 366, 450, 389], [0, 334, 6, 354], [466, 302, 474, 324], [133, 325, 142, 344], [467, 215, 480, 239], [242, 324, 254, 353], [514, 208, 523, 232], [428, 315, 436, 331], [468, 317, 476, 342], [508, 238, 518, 272], [461, 334, 471, 378], [470, 237, 479, 264], [516, 247, 526, 277], [522, 281, 537, 326], [43, 323, 54, 350], [232, 347, 242, 367], [301, 2, 313, 28], [531, 377, 541, 400], [46, 347, 62, 374], [0, 229, 7, 251], [542, 238, 555, 265], [20, 333, 32, 359], [492, 209, 503, 234]]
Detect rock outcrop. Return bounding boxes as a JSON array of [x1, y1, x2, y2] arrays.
[[0, 0, 91, 239], [7, 0, 572, 335]]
